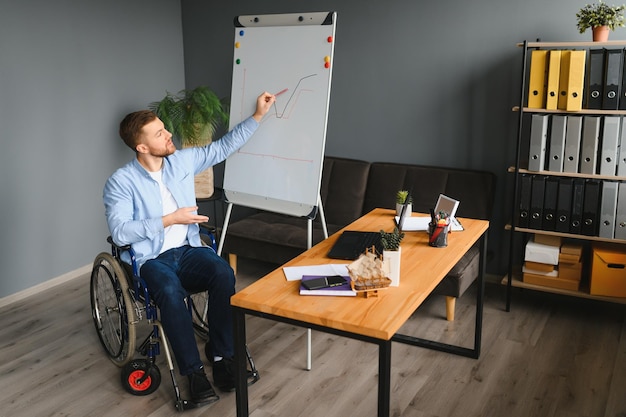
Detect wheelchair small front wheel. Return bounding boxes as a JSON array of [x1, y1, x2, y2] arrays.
[[121, 359, 161, 396]]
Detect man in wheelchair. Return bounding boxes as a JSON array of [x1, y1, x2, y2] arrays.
[[103, 91, 275, 404]]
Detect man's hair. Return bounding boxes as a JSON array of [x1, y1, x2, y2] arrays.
[[119, 110, 157, 151]]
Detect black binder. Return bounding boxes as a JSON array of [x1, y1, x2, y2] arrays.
[[603, 49, 624, 110], [517, 174, 532, 228], [619, 48, 626, 110], [556, 177, 574, 233], [529, 175, 546, 229], [570, 178, 585, 234], [587, 48, 604, 109], [542, 177, 559, 231], [582, 179, 602, 236]]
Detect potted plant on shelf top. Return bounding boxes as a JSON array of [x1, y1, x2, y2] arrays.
[[149, 86, 230, 199], [576, 0, 626, 41]]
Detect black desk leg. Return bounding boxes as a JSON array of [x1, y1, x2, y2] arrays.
[[391, 230, 487, 359], [378, 340, 392, 417], [233, 308, 249, 417], [473, 233, 487, 357]]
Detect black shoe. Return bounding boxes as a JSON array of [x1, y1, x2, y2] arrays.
[[205, 342, 213, 365], [188, 367, 220, 404], [213, 358, 236, 392]]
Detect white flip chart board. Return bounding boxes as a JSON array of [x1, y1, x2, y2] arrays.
[[223, 11, 337, 218]]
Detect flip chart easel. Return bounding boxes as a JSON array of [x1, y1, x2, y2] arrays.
[[217, 11, 337, 371]]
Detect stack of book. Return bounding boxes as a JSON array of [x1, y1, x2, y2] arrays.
[[522, 235, 581, 291]]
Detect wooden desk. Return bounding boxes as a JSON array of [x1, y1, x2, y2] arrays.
[[231, 208, 489, 417]]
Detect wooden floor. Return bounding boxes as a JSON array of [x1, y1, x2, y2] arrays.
[[1, 258, 626, 417]]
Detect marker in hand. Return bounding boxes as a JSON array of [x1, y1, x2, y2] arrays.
[[274, 88, 288, 97]]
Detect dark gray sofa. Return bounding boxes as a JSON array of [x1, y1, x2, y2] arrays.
[[222, 156, 496, 320]]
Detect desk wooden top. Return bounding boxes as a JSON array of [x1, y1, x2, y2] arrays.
[[231, 208, 489, 340]]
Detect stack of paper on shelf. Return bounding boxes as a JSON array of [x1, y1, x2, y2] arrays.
[[524, 235, 561, 266]]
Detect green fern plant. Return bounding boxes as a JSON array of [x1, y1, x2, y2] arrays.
[[148, 86, 229, 147]]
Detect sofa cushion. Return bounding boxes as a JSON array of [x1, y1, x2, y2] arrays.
[[363, 162, 496, 220], [319, 156, 371, 226], [431, 245, 480, 297], [223, 212, 344, 265]]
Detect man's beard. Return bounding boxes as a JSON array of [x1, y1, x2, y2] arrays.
[[153, 145, 176, 158]]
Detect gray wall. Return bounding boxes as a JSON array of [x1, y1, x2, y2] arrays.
[[181, 0, 590, 273], [0, 1, 185, 298]]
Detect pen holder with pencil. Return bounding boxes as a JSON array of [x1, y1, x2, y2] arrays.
[[428, 222, 449, 247]]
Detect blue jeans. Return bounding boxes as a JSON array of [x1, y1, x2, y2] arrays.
[[140, 245, 235, 376]]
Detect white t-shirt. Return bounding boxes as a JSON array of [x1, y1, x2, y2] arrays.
[[149, 170, 188, 254]]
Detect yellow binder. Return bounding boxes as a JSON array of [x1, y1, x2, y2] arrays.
[[528, 50, 548, 108], [557, 50, 571, 110], [546, 50, 561, 110], [566, 50, 587, 112]]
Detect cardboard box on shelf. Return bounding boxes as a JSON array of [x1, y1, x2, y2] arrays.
[[533, 234, 562, 247], [522, 269, 580, 291], [561, 242, 583, 256], [524, 261, 555, 273], [559, 262, 582, 281], [590, 244, 626, 298], [559, 252, 581, 264]]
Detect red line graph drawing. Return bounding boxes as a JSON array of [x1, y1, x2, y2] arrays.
[[269, 74, 317, 120], [233, 151, 314, 163], [233, 71, 319, 162]]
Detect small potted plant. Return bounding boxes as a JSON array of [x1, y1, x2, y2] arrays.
[[380, 227, 405, 287], [395, 190, 413, 217], [149, 86, 230, 198], [380, 226, 405, 252], [576, 1, 626, 41]]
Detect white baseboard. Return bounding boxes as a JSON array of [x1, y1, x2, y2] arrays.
[[0, 264, 91, 309]]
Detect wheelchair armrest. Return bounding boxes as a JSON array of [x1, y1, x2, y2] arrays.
[[198, 223, 217, 251], [106, 236, 141, 282], [107, 236, 132, 251], [199, 222, 216, 235]]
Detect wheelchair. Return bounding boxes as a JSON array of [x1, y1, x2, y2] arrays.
[[89, 227, 259, 411]]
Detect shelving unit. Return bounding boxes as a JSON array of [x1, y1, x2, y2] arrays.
[[505, 40, 626, 310]]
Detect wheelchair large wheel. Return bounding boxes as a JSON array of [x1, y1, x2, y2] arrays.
[[90, 252, 136, 367], [189, 291, 210, 341], [121, 359, 161, 396]]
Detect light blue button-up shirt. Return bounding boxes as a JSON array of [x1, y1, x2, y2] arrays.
[[103, 116, 258, 269]]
